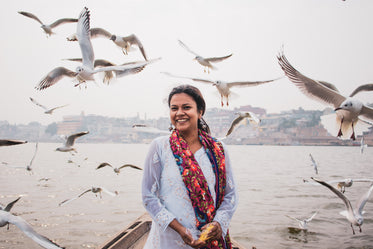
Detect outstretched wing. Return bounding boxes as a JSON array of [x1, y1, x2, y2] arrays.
[[29, 97, 48, 110], [0, 139, 27, 146], [49, 18, 78, 28], [3, 197, 21, 212], [96, 162, 112, 170], [227, 77, 281, 88], [178, 40, 199, 56], [18, 11, 43, 25], [90, 27, 112, 39], [35, 67, 77, 90], [162, 72, 214, 84], [226, 116, 245, 137], [205, 53, 233, 63], [65, 131, 89, 147], [77, 7, 94, 69], [357, 183, 373, 216], [123, 34, 147, 60], [277, 51, 345, 109], [118, 164, 142, 170], [349, 84, 373, 97]]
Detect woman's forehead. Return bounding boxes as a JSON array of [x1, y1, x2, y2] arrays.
[[169, 93, 196, 105]]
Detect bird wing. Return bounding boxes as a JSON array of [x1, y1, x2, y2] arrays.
[[349, 84, 373, 97], [277, 52, 346, 109], [96, 162, 112, 170], [123, 34, 147, 60], [94, 59, 116, 67], [319, 81, 340, 92], [4, 212, 63, 249], [93, 59, 157, 73], [48, 104, 69, 113], [205, 54, 233, 63], [28, 142, 39, 167], [100, 187, 118, 197], [226, 116, 245, 137], [65, 131, 89, 147], [49, 18, 78, 28], [4, 197, 21, 212], [305, 211, 318, 222], [227, 77, 282, 88], [118, 164, 142, 170], [77, 7, 94, 69], [360, 105, 373, 121], [90, 27, 112, 39], [311, 177, 354, 212], [285, 214, 302, 223], [29, 97, 48, 110], [77, 189, 93, 198], [357, 183, 373, 215], [178, 40, 199, 56], [35, 67, 77, 90], [18, 11, 43, 25], [162, 72, 215, 84], [0, 139, 27, 146]]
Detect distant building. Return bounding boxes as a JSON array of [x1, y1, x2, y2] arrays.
[[57, 112, 85, 135]]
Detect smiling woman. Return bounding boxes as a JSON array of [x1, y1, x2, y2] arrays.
[[141, 84, 238, 248]]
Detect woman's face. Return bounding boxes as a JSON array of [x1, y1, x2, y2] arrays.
[[169, 93, 202, 135]]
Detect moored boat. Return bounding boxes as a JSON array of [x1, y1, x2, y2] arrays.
[[98, 212, 246, 249]]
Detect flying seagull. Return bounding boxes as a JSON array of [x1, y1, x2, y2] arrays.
[[285, 211, 318, 230], [35, 7, 154, 90], [0, 197, 64, 249], [225, 111, 261, 137], [96, 162, 142, 175], [63, 57, 159, 84], [0, 139, 27, 146], [309, 153, 319, 175], [67, 27, 148, 60], [30, 97, 68, 114], [277, 51, 373, 140], [58, 186, 118, 206], [18, 11, 77, 37], [311, 177, 373, 234], [163, 72, 280, 106], [178, 40, 232, 73], [56, 131, 89, 152], [26, 142, 38, 172], [360, 136, 368, 154]]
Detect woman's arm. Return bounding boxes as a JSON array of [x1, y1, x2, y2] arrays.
[[141, 138, 176, 231]]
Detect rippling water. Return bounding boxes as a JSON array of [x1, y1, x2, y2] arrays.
[[1, 142, 372, 249]]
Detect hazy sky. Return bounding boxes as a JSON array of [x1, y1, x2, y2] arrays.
[[2, 0, 373, 125]]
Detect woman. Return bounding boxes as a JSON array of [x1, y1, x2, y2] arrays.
[[142, 84, 238, 248]]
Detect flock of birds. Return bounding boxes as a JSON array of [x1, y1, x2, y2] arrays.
[[1, 4, 373, 249]]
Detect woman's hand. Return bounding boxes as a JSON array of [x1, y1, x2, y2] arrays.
[[200, 221, 222, 241], [169, 219, 206, 248]]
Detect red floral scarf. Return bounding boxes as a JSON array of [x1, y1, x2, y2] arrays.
[[170, 129, 231, 249]]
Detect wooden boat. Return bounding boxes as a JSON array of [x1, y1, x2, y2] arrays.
[[98, 212, 246, 249]]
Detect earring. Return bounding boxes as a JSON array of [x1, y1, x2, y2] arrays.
[[169, 123, 174, 131], [199, 118, 207, 130]]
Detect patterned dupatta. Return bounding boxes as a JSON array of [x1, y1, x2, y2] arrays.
[[170, 129, 231, 249]]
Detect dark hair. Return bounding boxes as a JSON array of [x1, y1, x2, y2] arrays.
[[168, 84, 210, 134]]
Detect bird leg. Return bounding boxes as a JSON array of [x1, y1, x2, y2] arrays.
[[122, 48, 128, 55], [351, 223, 355, 235], [221, 95, 224, 107], [350, 123, 356, 140], [337, 117, 344, 137], [359, 225, 362, 233]]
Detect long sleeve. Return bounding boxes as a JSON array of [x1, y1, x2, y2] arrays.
[[213, 144, 238, 236], [141, 138, 176, 231]]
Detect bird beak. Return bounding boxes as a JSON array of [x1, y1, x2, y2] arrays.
[[334, 107, 342, 111]]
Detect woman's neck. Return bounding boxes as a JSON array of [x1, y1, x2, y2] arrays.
[[180, 130, 201, 153]]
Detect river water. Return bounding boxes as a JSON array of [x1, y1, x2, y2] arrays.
[[0, 142, 372, 249]]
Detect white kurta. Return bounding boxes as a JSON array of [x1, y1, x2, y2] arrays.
[[142, 136, 238, 249]]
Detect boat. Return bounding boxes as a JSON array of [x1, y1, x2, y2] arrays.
[[98, 212, 246, 249]]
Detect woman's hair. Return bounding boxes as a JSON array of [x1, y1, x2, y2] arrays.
[[168, 84, 210, 134]]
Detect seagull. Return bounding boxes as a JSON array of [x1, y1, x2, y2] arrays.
[[58, 186, 118, 206], [277, 51, 373, 140], [178, 40, 232, 73], [96, 162, 142, 175], [30, 97, 68, 114], [163, 72, 281, 106], [327, 178, 373, 193], [0, 197, 64, 249], [311, 177, 373, 234], [309, 153, 319, 175], [67, 27, 148, 60], [285, 211, 318, 230], [35, 7, 154, 90], [26, 142, 38, 172], [56, 131, 89, 152], [225, 111, 261, 137], [63, 57, 159, 84], [18, 11, 77, 37], [0, 139, 27, 146], [360, 136, 368, 154]]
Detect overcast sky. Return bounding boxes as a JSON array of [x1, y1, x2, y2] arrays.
[[1, 0, 373, 125]]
